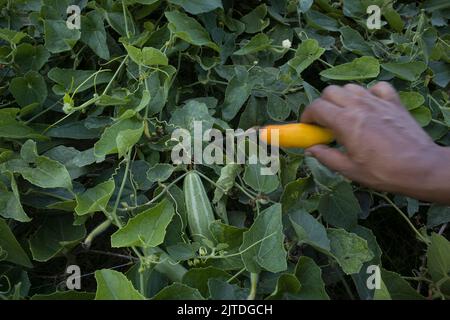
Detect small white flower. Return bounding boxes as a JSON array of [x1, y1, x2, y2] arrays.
[[282, 39, 292, 49]]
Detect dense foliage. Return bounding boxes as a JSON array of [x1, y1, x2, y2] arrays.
[[0, 0, 449, 300]]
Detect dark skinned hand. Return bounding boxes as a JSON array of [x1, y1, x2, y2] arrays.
[[302, 82, 450, 204]]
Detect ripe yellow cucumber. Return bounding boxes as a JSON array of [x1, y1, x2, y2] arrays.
[[259, 123, 334, 148]]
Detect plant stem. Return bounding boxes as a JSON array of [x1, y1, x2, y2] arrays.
[[83, 219, 112, 248], [247, 273, 259, 300], [373, 192, 429, 244]]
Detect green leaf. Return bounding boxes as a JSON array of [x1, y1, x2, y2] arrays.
[[427, 205, 450, 228], [4, 140, 73, 190], [318, 182, 360, 229], [410, 106, 432, 127], [288, 39, 325, 75], [9, 71, 47, 107], [427, 233, 450, 294], [320, 56, 380, 80], [94, 118, 144, 158], [182, 267, 230, 297], [0, 27, 26, 44], [240, 203, 287, 273], [375, 268, 424, 300], [124, 44, 168, 66], [339, 26, 373, 56], [213, 164, 242, 203], [0, 174, 30, 222], [75, 180, 115, 216], [111, 200, 174, 248], [80, 10, 110, 60], [95, 269, 145, 300], [234, 33, 272, 55], [48, 68, 113, 95], [266, 94, 290, 121], [383, 4, 404, 32], [169, 100, 215, 132], [241, 4, 270, 34], [289, 209, 330, 251], [266, 273, 301, 300], [221, 74, 253, 121], [328, 228, 374, 275], [14, 44, 50, 73], [399, 91, 425, 110], [208, 279, 249, 300], [306, 156, 343, 188], [0, 218, 32, 267], [165, 11, 219, 52], [0, 109, 44, 140], [305, 10, 340, 31], [152, 283, 204, 300], [44, 20, 80, 53], [29, 214, 85, 262], [381, 61, 428, 82], [298, 0, 314, 13], [243, 163, 280, 194], [294, 256, 329, 299], [168, 0, 223, 15], [146, 164, 175, 184]]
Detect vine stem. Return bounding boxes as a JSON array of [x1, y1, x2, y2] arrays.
[[194, 170, 258, 201], [83, 219, 111, 248], [102, 55, 128, 96], [247, 273, 259, 300], [117, 172, 189, 211], [373, 192, 429, 244], [109, 149, 146, 295]]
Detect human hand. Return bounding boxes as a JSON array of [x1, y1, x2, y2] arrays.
[[301, 82, 450, 203]]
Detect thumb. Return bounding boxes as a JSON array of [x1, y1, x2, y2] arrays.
[[305, 145, 355, 176]]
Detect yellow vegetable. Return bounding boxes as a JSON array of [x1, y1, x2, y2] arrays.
[[259, 123, 334, 148]]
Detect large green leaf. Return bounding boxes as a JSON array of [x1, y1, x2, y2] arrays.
[[9, 71, 47, 107], [152, 283, 204, 300], [3, 140, 73, 190], [427, 233, 450, 294], [168, 0, 223, 15], [95, 269, 145, 300], [243, 163, 280, 194], [0, 218, 32, 267], [44, 20, 80, 53], [94, 118, 144, 158], [328, 228, 374, 275], [320, 56, 380, 80], [288, 39, 325, 74], [75, 180, 115, 216], [28, 214, 85, 262], [80, 10, 110, 60], [111, 200, 174, 248], [240, 203, 287, 273], [165, 11, 219, 52], [318, 182, 360, 229], [381, 61, 428, 81], [289, 209, 330, 251]]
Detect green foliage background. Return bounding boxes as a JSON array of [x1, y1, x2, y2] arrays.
[[0, 0, 449, 300]]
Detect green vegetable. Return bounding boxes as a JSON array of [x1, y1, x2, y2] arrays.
[[184, 171, 216, 243]]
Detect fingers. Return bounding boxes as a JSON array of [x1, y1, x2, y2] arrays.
[[300, 98, 342, 129], [369, 81, 401, 105], [305, 145, 357, 178], [322, 84, 371, 108]]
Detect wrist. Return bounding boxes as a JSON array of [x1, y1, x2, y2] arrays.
[[404, 145, 450, 204]]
